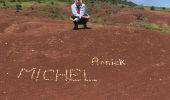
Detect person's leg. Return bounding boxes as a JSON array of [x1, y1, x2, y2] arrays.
[[82, 18, 88, 28], [79, 19, 87, 28], [83, 19, 88, 28], [73, 21, 78, 30], [78, 14, 89, 28], [71, 15, 78, 30]]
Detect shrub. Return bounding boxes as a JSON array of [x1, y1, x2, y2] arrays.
[[16, 4, 22, 12], [105, 9, 112, 15], [36, 0, 41, 3], [138, 5, 144, 10], [50, 1, 54, 5], [48, 9, 68, 20], [150, 6, 155, 10], [135, 13, 145, 20], [2, 1, 6, 7], [121, 5, 125, 8], [9, 0, 17, 2], [162, 7, 166, 10]]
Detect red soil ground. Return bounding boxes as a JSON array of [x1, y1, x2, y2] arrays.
[[0, 9, 170, 100]]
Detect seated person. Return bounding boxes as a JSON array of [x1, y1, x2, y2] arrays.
[[71, 0, 90, 30]]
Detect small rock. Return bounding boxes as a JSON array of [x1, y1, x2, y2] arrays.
[[2, 91, 7, 94], [149, 77, 152, 80], [161, 49, 166, 53], [60, 40, 64, 43]]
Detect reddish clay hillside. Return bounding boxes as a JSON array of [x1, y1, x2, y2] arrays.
[[144, 10, 170, 25], [0, 9, 170, 100], [104, 8, 170, 25]]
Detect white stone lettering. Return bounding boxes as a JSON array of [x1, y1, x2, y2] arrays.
[[17, 68, 36, 79]]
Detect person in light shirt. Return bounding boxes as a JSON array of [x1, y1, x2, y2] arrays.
[[71, 0, 90, 30]]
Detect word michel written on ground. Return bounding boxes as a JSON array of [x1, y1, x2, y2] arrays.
[[17, 57, 126, 83]]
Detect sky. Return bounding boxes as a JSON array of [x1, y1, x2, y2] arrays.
[[129, 0, 170, 7]]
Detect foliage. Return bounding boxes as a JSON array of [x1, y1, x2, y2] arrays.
[[130, 21, 170, 33], [48, 10, 68, 20], [16, 3, 22, 12], [134, 13, 145, 21], [138, 4, 144, 10], [50, 1, 54, 5], [2, 1, 6, 7], [150, 6, 155, 10], [162, 7, 166, 10]]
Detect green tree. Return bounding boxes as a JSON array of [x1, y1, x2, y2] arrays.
[[150, 6, 155, 10]]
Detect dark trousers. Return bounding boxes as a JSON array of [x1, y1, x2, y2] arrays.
[[71, 14, 89, 28]]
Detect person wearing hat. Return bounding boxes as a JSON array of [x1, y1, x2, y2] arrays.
[[71, 0, 90, 30]]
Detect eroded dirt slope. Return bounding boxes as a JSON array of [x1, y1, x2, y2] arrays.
[[0, 9, 170, 100]]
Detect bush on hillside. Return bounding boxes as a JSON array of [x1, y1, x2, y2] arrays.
[[50, 1, 54, 5], [162, 7, 166, 10], [138, 4, 144, 10], [150, 6, 155, 10], [135, 13, 145, 20], [16, 4, 22, 12], [2, 1, 6, 7]]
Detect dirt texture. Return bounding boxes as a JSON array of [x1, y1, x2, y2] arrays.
[[0, 9, 170, 100]]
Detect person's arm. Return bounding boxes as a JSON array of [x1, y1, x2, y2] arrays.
[[81, 15, 90, 19], [80, 4, 90, 19], [80, 4, 86, 16]]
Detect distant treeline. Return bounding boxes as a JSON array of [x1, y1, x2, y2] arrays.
[[0, 0, 137, 6], [84, 0, 137, 6]]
